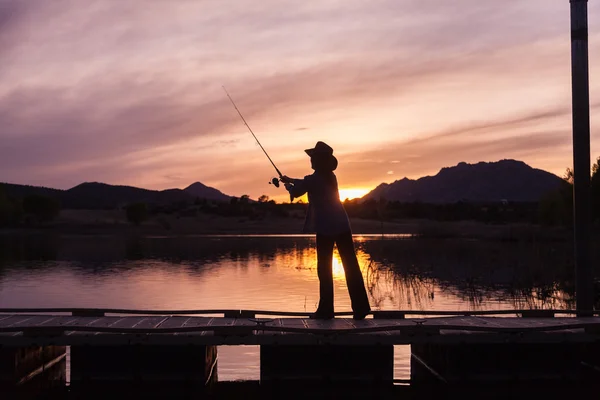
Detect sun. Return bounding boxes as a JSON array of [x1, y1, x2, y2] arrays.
[[338, 187, 370, 201], [271, 187, 370, 204]]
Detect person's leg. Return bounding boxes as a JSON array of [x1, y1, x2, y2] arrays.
[[335, 231, 371, 319], [314, 233, 335, 318]]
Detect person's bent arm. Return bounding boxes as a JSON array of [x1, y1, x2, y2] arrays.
[[281, 175, 303, 185], [284, 175, 313, 199]]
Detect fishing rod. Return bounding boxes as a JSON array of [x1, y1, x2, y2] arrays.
[[222, 86, 286, 190]]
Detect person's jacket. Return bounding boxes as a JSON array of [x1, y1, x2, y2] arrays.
[[286, 171, 351, 235]]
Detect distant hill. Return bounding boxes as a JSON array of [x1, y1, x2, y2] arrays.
[[59, 182, 195, 209], [362, 160, 565, 203], [0, 183, 64, 198], [184, 182, 231, 202], [1, 180, 233, 209]]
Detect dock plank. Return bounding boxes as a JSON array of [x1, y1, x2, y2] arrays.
[[9, 315, 57, 327], [0, 315, 39, 327], [7, 316, 59, 336], [356, 318, 391, 336], [279, 318, 289, 335], [187, 317, 214, 336], [90, 316, 150, 336], [261, 317, 291, 336], [233, 318, 257, 327], [341, 318, 358, 329], [107, 316, 147, 329], [158, 316, 191, 334], [274, 318, 304, 336], [61, 317, 101, 335], [302, 318, 347, 330], [278, 319, 305, 327], [67, 316, 126, 336], [133, 316, 172, 329], [359, 318, 397, 338]]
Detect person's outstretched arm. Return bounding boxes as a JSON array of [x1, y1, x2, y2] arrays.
[[282, 175, 313, 200]]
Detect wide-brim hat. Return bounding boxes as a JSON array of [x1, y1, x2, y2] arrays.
[[314, 154, 337, 171], [328, 155, 338, 171], [305, 141, 333, 157], [305, 141, 337, 171]]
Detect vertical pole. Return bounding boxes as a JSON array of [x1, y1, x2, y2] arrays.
[[570, 0, 593, 315]]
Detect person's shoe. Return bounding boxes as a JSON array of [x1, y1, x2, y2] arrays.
[[309, 311, 334, 320], [352, 307, 371, 320]]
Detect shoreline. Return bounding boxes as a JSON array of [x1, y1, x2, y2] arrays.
[[0, 212, 575, 241]]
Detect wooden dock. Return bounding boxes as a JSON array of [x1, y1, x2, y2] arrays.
[[1, 308, 599, 396], [0, 312, 600, 346]]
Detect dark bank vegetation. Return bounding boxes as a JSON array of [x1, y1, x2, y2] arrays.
[[0, 157, 598, 237], [0, 186, 60, 226], [125, 202, 148, 226], [360, 235, 600, 311]]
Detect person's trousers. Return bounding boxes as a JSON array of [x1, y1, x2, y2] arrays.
[[315, 231, 371, 313]]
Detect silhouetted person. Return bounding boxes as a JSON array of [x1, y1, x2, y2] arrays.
[[281, 141, 371, 320]]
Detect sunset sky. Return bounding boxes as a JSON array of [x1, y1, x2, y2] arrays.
[[2, 0, 600, 202]]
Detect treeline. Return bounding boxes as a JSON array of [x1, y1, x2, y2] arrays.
[[0, 187, 60, 226], [148, 195, 305, 222], [536, 158, 600, 226], [343, 198, 541, 224]]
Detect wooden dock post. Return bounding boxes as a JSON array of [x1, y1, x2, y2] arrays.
[[70, 345, 217, 394], [0, 346, 66, 396], [570, 0, 594, 315], [260, 345, 394, 385]]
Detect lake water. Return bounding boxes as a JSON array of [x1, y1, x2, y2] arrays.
[[0, 233, 574, 381]]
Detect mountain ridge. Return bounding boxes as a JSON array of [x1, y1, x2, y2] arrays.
[[184, 182, 230, 202], [362, 159, 565, 203], [1, 180, 233, 209]]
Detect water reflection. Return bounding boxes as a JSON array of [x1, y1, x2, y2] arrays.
[[0, 234, 576, 312]]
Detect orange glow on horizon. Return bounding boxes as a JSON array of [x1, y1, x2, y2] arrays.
[[338, 187, 370, 201], [272, 187, 370, 204]]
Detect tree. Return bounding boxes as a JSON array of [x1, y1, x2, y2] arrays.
[[556, 159, 600, 223], [564, 167, 574, 184], [541, 168, 573, 226], [22, 194, 60, 222], [125, 202, 148, 226], [536, 161, 600, 226], [0, 185, 22, 226], [240, 194, 250, 204], [258, 195, 269, 203], [538, 188, 571, 226]]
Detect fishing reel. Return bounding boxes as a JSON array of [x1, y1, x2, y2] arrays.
[[268, 177, 281, 188], [268, 176, 293, 201]]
